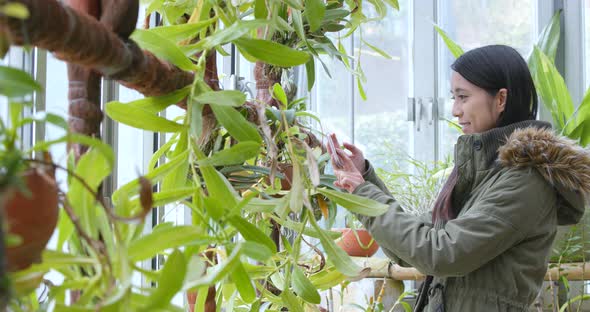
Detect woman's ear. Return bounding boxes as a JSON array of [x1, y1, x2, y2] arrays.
[[496, 88, 508, 113]]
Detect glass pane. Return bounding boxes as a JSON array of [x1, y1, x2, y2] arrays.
[[45, 53, 70, 189], [0, 55, 8, 125], [353, 1, 412, 171], [437, 0, 536, 160], [315, 44, 352, 142], [117, 3, 150, 188]]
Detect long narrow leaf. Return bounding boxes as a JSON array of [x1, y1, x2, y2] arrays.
[[234, 38, 311, 67], [317, 188, 389, 217], [434, 25, 464, 59], [131, 29, 196, 71]]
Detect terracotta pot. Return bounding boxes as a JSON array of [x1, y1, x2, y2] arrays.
[[334, 228, 379, 257], [3, 168, 59, 272]]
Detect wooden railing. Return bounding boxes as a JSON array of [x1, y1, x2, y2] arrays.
[[352, 257, 590, 281]]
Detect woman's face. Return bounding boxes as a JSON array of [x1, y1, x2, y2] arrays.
[[451, 71, 507, 134]]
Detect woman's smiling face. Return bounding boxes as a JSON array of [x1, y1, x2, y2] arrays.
[[451, 71, 507, 134]]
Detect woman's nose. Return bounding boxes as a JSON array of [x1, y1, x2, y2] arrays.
[[451, 100, 462, 118]]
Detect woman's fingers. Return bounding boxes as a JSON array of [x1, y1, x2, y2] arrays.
[[334, 148, 356, 170], [343, 142, 361, 155]]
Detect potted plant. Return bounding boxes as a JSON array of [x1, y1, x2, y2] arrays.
[[1, 0, 398, 310], [334, 213, 379, 257], [0, 64, 58, 274]]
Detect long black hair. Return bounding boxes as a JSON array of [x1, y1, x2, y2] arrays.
[[451, 44, 538, 127], [432, 45, 538, 223]]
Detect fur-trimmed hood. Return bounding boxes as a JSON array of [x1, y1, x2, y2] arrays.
[[498, 126, 590, 225]]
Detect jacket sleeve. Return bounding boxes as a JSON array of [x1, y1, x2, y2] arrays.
[[353, 167, 554, 277], [358, 160, 433, 267]]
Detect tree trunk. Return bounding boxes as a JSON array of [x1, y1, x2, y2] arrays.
[[0, 0, 194, 98]]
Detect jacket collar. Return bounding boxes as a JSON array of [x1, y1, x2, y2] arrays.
[[455, 120, 552, 171]]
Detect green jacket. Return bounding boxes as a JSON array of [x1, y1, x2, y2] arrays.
[[353, 121, 590, 311]]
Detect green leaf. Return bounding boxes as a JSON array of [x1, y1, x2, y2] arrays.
[[434, 25, 464, 59], [125, 86, 190, 114], [317, 188, 388, 216], [147, 19, 216, 43], [234, 38, 311, 67], [272, 83, 289, 108], [195, 148, 240, 214], [242, 197, 284, 213], [308, 214, 362, 276], [356, 77, 367, 101], [113, 150, 188, 206], [322, 9, 350, 22], [128, 226, 211, 261], [255, 0, 268, 19], [280, 290, 304, 312], [127, 187, 195, 213], [0, 65, 42, 98], [282, 0, 304, 10], [181, 20, 269, 55], [227, 215, 277, 253], [366, 0, 386, 21], [161, 130, 189, 191], [231, 262, 256, 303], [106, 101, 186, 132], [241, 241, 273, 261], [289, 163, 303, 213], [67, 148, 111, 240], [30, 133, 114, 169], [305, 0, 326, 32], [305, 58, 315, 91], [197, 142, 260, 166], [192, 90, 246, 107], [381, 0, 399, 10], [210, 105, 262, 143], [292, 266, 321, 304], [143, 249, 187, 310], [182, 244, 244, 291], [274, 217, 342, 240], [560, 294, 590, 312], [131, 29, 196, 71], [362, 39, 392, 59], [534, 9, 562, 62], [0, 3, 29, 19], [309, 266, 346, 289], [531, 46, 574, 132]]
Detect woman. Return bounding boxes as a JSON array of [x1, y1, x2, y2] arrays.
[[327, 45, 590, 311]]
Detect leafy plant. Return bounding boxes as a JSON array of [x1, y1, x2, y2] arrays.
[[377, 154, 453, 216]]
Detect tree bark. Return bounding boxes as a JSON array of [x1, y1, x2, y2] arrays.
[[0, 0, 194, 98]]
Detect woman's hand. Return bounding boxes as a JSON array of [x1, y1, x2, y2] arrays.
[[327, 134, 365, 193], [342, 142, 366, 174]]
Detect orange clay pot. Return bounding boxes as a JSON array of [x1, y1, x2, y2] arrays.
[[3, 167, 59, 272], [334, 228, 379, 257]]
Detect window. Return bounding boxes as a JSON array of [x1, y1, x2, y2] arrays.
[[436, 0, 537, 160]]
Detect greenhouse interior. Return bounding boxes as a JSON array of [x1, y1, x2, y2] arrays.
[[3, 0, 590, 311]]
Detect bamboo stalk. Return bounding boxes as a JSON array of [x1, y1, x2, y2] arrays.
[[352, 257, 590, 281]]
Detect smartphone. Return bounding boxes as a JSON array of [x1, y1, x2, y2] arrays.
[[328, 133, 344, 169]]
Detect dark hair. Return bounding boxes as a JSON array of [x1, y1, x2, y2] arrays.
[[432, 45, 538, 222], [450, 44, 538, 127]]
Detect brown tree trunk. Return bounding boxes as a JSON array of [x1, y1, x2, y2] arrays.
[[0, 0, 194, 98], [64, 0, 103, 159]]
